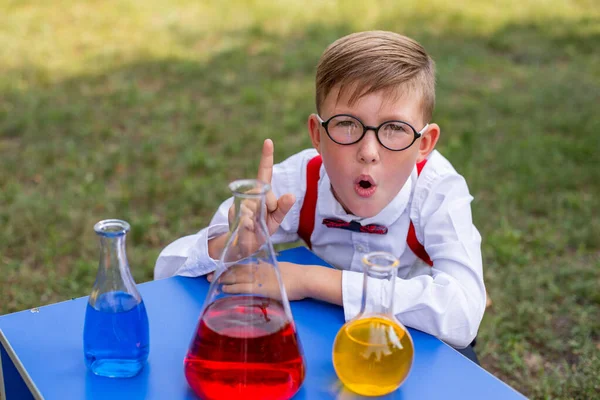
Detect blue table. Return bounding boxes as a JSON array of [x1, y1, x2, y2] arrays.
[[0, 247, 525, 399]]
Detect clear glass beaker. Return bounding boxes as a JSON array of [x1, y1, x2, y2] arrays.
[[83, 219, 150, 378], [332, 252, 414, 396], [184, 179, 305, 400]]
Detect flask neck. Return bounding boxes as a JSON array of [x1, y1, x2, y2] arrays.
[[357, 252, 399, 317], [231, 191, 266, 229], [98, 235, 129, 274], [220, 179, 271, 264], [91, 219, 139, 304]]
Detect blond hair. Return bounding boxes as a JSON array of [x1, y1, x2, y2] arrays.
[[316, 31, 436, 123]]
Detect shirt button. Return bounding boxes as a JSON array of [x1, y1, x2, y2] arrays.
[[355, 244, 365, 253]]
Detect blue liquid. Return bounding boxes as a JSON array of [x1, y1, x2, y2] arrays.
[[83, 291, 150, 378]]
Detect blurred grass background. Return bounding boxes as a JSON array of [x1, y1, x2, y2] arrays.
[[0, 0, 598, 398]]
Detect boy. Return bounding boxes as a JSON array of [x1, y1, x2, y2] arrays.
[[155, 31, 486, 355]]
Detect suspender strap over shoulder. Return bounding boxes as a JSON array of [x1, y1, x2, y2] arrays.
[[298, 155, 322, 249], [408, 159, 433, 266], [407, 220, 433, 266]]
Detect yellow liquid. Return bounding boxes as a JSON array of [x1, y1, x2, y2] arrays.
[[332, 316, 414, 396]]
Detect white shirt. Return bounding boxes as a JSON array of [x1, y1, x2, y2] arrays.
[[154, 149, 486, 348]]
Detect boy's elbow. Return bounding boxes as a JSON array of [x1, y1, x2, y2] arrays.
[[439, 290, 485, 349], [441, 321, 479, 349], [153, 234, 207, 280]]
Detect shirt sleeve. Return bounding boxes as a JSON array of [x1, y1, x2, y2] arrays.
[[153, 149, 317, 279], [341, 161, 486, 349]]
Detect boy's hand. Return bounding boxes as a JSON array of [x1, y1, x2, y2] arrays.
[[228, 139, 296, 235], [206, 261, 308, 301], [210, 139, 295, 261]]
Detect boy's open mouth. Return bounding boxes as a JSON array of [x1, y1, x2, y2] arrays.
[[354, 175, 377, 198], [359, 180, 372, 189]]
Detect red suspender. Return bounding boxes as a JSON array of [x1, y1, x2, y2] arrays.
[[407, 159, 433, 266], [406, 220, 433, 266], [298, 155, 323, 249], [298, 155, 433, 267], [416, 158, 427, 175]]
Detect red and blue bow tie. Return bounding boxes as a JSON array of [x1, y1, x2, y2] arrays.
[[322, 218, 388, 235]]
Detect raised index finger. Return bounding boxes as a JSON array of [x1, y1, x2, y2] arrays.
[[257, 138, 274, 184]]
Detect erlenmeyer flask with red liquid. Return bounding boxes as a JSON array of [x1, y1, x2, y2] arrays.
[[184, 179, 306, 400]]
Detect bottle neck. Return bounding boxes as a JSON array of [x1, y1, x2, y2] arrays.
[[99, 235, 128, 273], [90, 219, 140, 307], [92, 233, 138, 300], [220, 180, 271, 265], [231, 193, 266, 229], [358, 261, 398, 317]]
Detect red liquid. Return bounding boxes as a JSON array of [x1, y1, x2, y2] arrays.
[[184, 296, 305, 400]]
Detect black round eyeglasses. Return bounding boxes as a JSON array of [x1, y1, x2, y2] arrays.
[[317, 114, 429, 151]]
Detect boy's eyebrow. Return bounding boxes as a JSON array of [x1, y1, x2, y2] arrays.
[[329, 110, 418, 125]]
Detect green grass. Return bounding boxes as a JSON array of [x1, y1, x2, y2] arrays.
[[1, 0, 599, 398]]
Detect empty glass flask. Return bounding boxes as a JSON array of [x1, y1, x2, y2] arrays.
[[184, 179, 306, 400], [83, 219, 150, 378], [332, 252, 414, 396]]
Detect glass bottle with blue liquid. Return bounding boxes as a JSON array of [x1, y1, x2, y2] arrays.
[[83, 219, 150, 378]]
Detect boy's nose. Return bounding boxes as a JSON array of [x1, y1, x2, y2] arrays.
[[357, 131, 380, 164]]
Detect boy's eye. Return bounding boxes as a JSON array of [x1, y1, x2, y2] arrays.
[[384, 122, 410, 134], [335, 120, 358, 128]]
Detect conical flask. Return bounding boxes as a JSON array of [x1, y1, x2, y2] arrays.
[[184, 179, 306, 400], [83, 219, 150, 378], [332, 252, 414, 396]]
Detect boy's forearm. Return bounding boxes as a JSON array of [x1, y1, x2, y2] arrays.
[[303, 265, 343, 306]]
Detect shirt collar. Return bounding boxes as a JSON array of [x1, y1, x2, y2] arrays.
[[318, 166, 413, 226]]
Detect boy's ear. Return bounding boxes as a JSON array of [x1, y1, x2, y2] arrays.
[[417, 123, 440, 162], [308, 114, 322, 154]]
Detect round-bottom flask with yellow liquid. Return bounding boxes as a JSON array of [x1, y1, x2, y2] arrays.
[[332, 252, 414, 396]]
